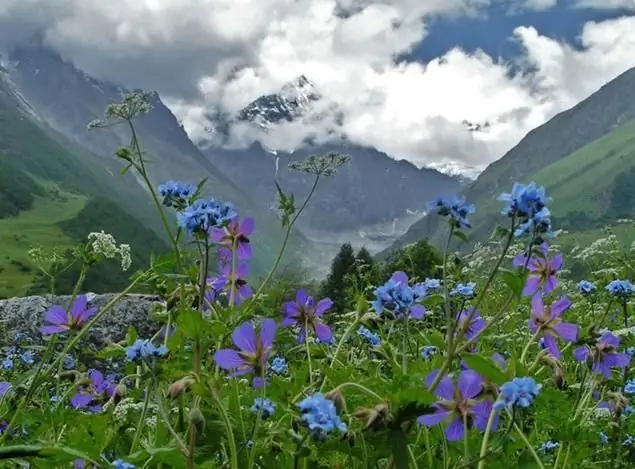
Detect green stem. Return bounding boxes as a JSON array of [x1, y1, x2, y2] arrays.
[[305, 318, 313, 386], [210, 385, 239, 469], [130, 384, 153, 453], [476, 406, 498, 469], [318, 318, 359, 393], [247, 381, 267, 468], [402, 317, 409, 375], [335, 382, 384, 403], [511, 420, 545, 469]]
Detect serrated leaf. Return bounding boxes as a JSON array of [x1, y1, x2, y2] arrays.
[[176, 308, 210, 340], [462, 353, 507, 385]]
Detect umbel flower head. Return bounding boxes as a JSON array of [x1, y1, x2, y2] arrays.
[[282, 289, 333, 343], [427, 194, 475, 229], [40, 295, 98, 335], [574, 332, 631, 378], [214, 319, 276, 388], [417, 370, 498, 441], [372, 271, 426, 319], [529, 295, 578, 359]]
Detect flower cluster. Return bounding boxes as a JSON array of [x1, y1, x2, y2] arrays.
[[177, 198, 237, 236], [125, 339, 169, 362], [372, 271, 426, 319], [282, 289, 333, 343], [158, 180, 196, 209], [498, 181, 552, 238], [298, 393, 347, 440], [605, 279, 635, 298], [494, 377, 542, 411], [357, 326, 381, 347], [426, 195, 476, 229]]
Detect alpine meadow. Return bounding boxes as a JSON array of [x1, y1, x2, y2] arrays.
[[3, 6, 635, 469]]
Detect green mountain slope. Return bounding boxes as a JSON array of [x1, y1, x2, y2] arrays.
[[386, 66, 635, 253]]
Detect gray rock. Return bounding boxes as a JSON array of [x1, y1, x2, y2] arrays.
[[0, 293, 164, 349]]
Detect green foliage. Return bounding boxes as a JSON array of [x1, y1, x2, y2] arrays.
[[382, 239, 442, 281], [0, 161, 45, 218], [320, 242, 357, 313]]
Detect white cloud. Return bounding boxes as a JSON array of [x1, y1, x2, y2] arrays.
[[1, 0, 635, 172], [521, 0, 558, 11], [575, 0, 635, 10]]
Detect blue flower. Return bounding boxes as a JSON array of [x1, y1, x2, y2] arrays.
[[427, 195, 475, 229], [539, 441, 560, 453], [420, 345, 438, 360], [125, 339, 168, 362], [493, 377, 541, 411], [372, 272, 426, 319], [599, 432, 609, 444], [158, 180, 196, 209], [2, 358, 13, 370], [627, 347, 635, 357], [20, 351, 34, 365], [625, 379, 635, 395], [357, 326, 381, 347], [177, 198, 237, 236], [250, 398, 276, 419], [422, 278, 442, 291], [577, 280, 597, 295], [499, 182, 553, 238], [605, 280, 635, 299], [298, 393, 347, 439], [450, 282, 476, 298], [622, 435, 635, 446], [112, 460, 135, 469], [270, 357, 288, 375]]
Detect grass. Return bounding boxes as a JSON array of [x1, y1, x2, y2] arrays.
[[0, 185, 87, 298]]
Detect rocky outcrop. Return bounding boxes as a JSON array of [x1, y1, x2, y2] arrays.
[[0, 293, 163, 348]]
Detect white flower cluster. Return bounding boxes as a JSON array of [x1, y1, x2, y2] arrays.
[[574, 234, 619, 262], [87, 231, 132, 271], [112, 397, 160, 425]]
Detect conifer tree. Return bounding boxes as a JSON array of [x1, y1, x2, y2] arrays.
[[320, 242, 356, 312]]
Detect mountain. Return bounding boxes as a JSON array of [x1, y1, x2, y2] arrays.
[[200, 75, 460, 252], [385, 65, 635, 253], [1, 40, 309, 276]]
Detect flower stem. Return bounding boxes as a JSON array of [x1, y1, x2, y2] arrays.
[[334, 382, 384, 403], [210, 385, 239, 469], [476, 407, 498, 469], [511, 420, 545, 469], [305, 319, 313, 386], [130, 383, 153, 454]]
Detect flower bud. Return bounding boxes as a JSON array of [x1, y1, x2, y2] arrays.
[[353, 402, 391, 431], [114, 383, 127, 401], [325, 388, 347, 414], [188, 408, 205, 435], [168, 376, 196, 399]]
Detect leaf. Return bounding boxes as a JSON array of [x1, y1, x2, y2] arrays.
[[176, 309, 210, 340], [423, 330, 446, 349], [453, 230, 469, 243], [387, 428, 409, 469], [96, 343, 124, 359], [126, 326, 138, 344], [462, 353, 507, 385], [500, 267, 524, 300], [491, 226, 511, 241]]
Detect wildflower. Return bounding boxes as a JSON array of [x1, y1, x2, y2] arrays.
[[421, 346, 438, 360], [282, 289, 333, 343], [40, 295, 98, 335], [125, 339, 168, 362], [71, 369, 117, 412], [177, 198, 237, 236], [417, 370, 498, 441], [578, 280, 597, 295], [357, 326, 381, 347], [2, 358, 12, 370], [625, 379, 635, 395], [157, 180, 196, 209], [214, 319, 276, 388], [513, 243, 562, 296], [220, 262, 253, 306], [86, 231, 132, 271], [539, 441, 560, 453], [451, 282, 477, 298], [202, 275, 227, 310], [605, 280, 635, 299], [427, 194, 475, 229], [455, 308, 486, 342], [270, 357, 288, 375], [493, 377, 542, 411], [600, 432, 609, 444], [623, 435, 635, 446], [574, 332, 631, 379], [499, 182, 552, 237], [0, 382, 11, 396], [20, 351, 34, 365], [112, 460, 135, 469], [209, 216, 255, 260], [529, 295, 578, 359], [423, 278, 442, 291], [628, 347, 635, 357], [74, 460, 86, 469], [372, 272, 426, 319], [298, 392, 347, 440], [250, 398, 276, 419]]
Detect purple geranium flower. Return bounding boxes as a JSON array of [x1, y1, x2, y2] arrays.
[[513, 243, 563, 297], [455, 308, 486, 342], [40, 295, 98, 335], [282, 290, 333, 343], [209, 216, 255, 260], [214, 319, 276, 388], [70, 369, 117, 413], [0, 381, 11, 397], [574, 332, 631, 378], [220, 263, 253, 306], [417, 370, 498, 441], [529, 295, 578, 359]]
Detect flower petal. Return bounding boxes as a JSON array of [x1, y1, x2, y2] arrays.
[[296, 289, 309, 306], [240, 217, 255, 236], [40, 325, 68, 335], [523, 276, 541, 297], [44, 305, 68, 326], [417, 407, 451, 426], [458, 370, 483, 400], [543, 334, 561, 360], [70, 393, 93, 409], [472, 400, 498, 432], [214, 349, 247, 370], [315, 323, 332, 342], [259, 319, 277, 349], [553, 322, 578, 342], [232, 322, 258, 353], [544, 275, 557, 295], [410, 304, 426, 320], [391, 271, 409, 285], [550, 297, 572, 318], [573, 346, 589, 362], [550, 253, 564, 271], [531, 294, 544, 315], [604, 353, 630, 369], [425, 371, 454, 400], [445, 417, 465, 441], [315, 298, 333, 316], [236, 242, 252, 260]]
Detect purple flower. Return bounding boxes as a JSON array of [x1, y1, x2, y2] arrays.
[[529, 295, 578, 359], [417, 370, 498, 441], [221, 263, 253, 306], [74, 460, 86, 469], [209, 216, 255, 260], [455, 308, 486, 342], [40, 295, 98, 335], [282, 290, 333, 343], [514, 243, 563, 297], [213, 319, 276, 388], [203, 275, 228, 311], [0, 381, 11, 397], [70, 369, 117, 412], [574, 332, 631, 378]]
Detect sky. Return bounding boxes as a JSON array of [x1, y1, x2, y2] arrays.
[[0, 0, 635, 173]]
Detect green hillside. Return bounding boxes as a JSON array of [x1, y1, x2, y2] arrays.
[[386, 66, 635, 254]]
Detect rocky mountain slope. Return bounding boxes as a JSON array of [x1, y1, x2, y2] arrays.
[[385, 65, 635, 253]]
